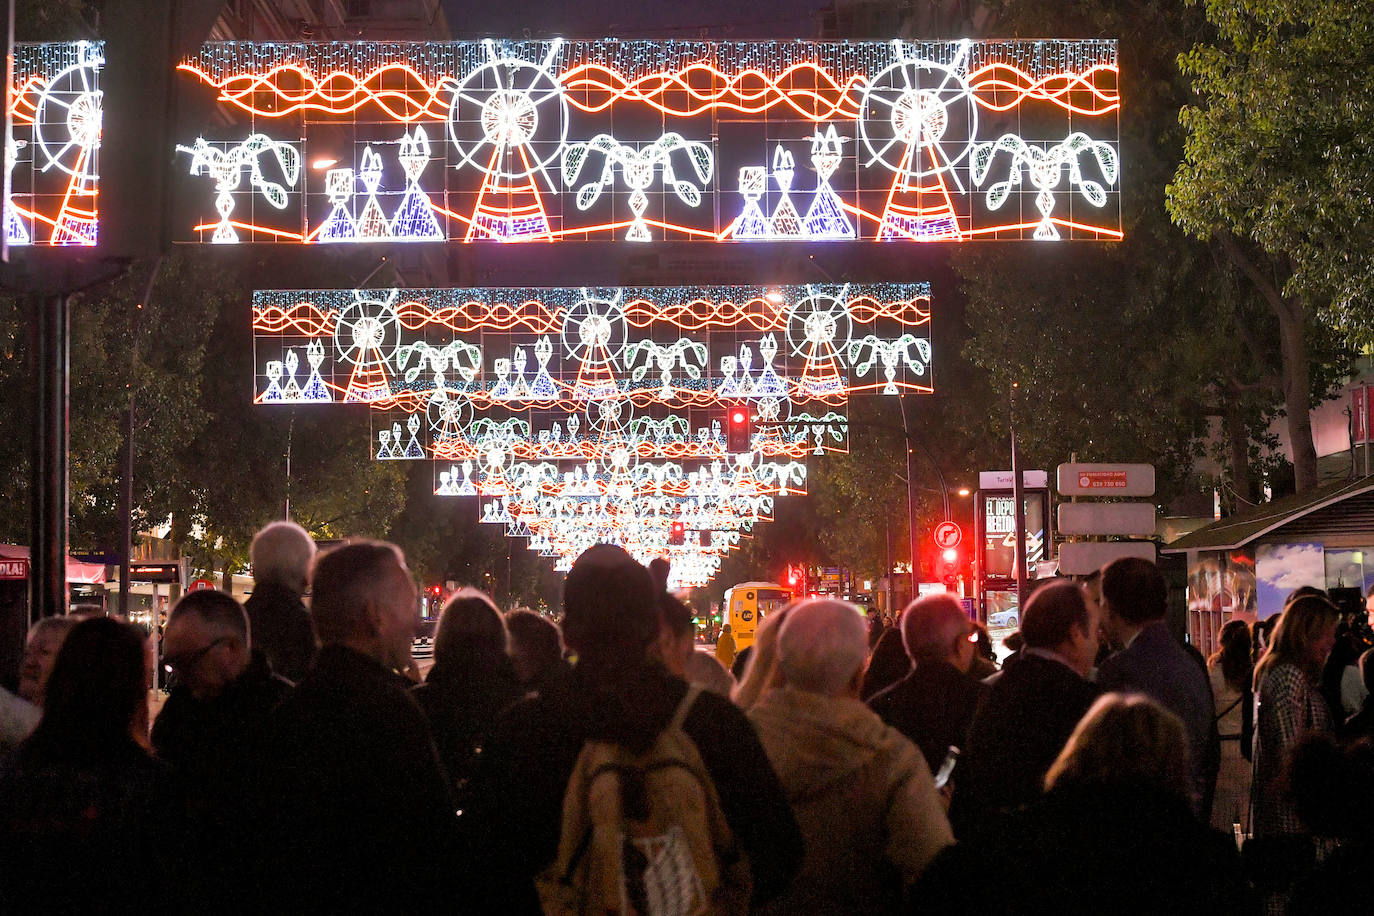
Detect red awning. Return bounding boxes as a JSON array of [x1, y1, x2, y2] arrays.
[[0, 545, 108, 584]]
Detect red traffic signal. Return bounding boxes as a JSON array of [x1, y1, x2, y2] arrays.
[[726, 407, 752, 453], [669, 520, 686, 545]]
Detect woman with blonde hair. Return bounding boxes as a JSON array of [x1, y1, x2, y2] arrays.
[[730, 602, 796, 709], [1044, 692, 1192, 797], [1251, 595, 1340, 839]]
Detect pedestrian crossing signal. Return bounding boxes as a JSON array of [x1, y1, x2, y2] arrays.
[[669, 520, 685, 545]]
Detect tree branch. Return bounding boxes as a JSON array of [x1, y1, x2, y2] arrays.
[[1215, 231, 1297, 323]]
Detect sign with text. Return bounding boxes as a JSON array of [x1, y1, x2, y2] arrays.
[[977, 490, 1049, 581], [977, 470, 1048, 490], [0, 559, 30, 580], [1055, 463, 1155, 497]]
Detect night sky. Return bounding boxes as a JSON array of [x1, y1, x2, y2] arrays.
[[440, 0, 832, 39]]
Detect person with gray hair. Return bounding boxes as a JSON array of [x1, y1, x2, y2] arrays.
[[870, 593, 987, 775], [244, 520, 318, 682], [748, 598, 954, 914], [245, 540, 458, 911]]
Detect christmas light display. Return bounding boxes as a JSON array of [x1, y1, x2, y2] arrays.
[[253, 283, 931, 457], [6, 38, 1119, 248], [175, 37, 1117, 244], [7, 41, 104, 246], [254, 281, 933, 580]]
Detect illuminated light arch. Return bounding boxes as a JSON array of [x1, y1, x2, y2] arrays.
[[9, 39, 1121, 247], [254, 281, 933, 580]]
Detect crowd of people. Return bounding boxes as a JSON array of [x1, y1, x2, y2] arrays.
[[1, 521, 1372, 914]]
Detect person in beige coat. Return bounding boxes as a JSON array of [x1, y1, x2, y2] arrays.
[[748, 598, 955, 915]]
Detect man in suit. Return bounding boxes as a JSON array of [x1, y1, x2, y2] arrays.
[[950, 581, 1101, 839], [1097, 556, 1220, 819], [869, 592, 986, 775]]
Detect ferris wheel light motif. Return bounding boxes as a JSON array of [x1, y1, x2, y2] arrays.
[[30, 41, 103, 246], [333, 289, 401, 403], [860, 40, 977, 241], [255, 281, 936, 583], [447, 39, 568, 241]]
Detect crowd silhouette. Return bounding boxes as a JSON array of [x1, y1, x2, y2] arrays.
[[2, 520, 1372, 915]]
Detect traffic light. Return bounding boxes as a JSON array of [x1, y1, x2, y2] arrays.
[[939, 547, 961, 592], [669, 520, 685, 545], [726, 406, 752, 453]]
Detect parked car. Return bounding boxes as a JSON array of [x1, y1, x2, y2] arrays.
[[987, 608, 1019, 629]]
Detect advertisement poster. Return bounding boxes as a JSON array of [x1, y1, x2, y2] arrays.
[[1256, 542, 1326, 619]]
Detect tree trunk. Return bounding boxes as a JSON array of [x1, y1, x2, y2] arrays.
[[1277, 306, 1319, 492], [1217, 234, 1320, 492], [1225, 404, 1254, 509]]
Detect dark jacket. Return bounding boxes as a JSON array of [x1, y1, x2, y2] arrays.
[[0, 735, 185, 912], [950, 651, 1101, 839], [245, 645, 458, 911], [413, 651, 525, 798], [152, 649, 292, 905], [869, 658, 985, 775], [1097, 621, 1221, 817], [152, 649, 293, 779], [918, 782, 1250, 915], [463, 660, 804, 913], [244, 581, 317, 683]]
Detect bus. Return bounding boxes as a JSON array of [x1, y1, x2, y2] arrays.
[[722, 582, 792, 651]]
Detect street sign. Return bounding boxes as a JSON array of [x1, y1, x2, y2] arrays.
[[1057, 541, 1156, 575], [1056, 463, 1155, 497], [187, 578, 215, 592], [1058, 503, 1157, 537], [979, 470, 1048, 489], [932, 521, 963, 549]]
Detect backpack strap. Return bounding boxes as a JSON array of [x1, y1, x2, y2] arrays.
[[671, 683, 704, 732]]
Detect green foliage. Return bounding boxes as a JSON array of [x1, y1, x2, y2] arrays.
[[1168, 0, 1374, 343]]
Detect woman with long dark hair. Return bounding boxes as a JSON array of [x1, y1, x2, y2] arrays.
[[1209, 618, 1254, 832], [0, 617, 182, 910]]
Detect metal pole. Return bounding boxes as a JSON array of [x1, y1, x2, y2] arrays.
[[899, 394, 919, 601], [118, 407, 133, 617], [28, 293, 69, 622], [1011, 383, 1028, 610]]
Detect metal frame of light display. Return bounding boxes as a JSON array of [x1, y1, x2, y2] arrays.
[[4, 38, 1120, 248], [254, 282, 931, 583]]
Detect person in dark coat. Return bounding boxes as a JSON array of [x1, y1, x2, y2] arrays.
[[1097, 557, 1221, 819], [950, 581, 1102, 839], [245, 540, 457, 912], [869, 593, 985, 775], [152, 589, 292, 905], [506, 608, 569, 696], [0, 617, 186, 912], [859, 626, 910, 701], [413, 589, 524, 800], [243, 520, 318, 683], [918, 694, 1249, 915], [464, 544, 803, 914]]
